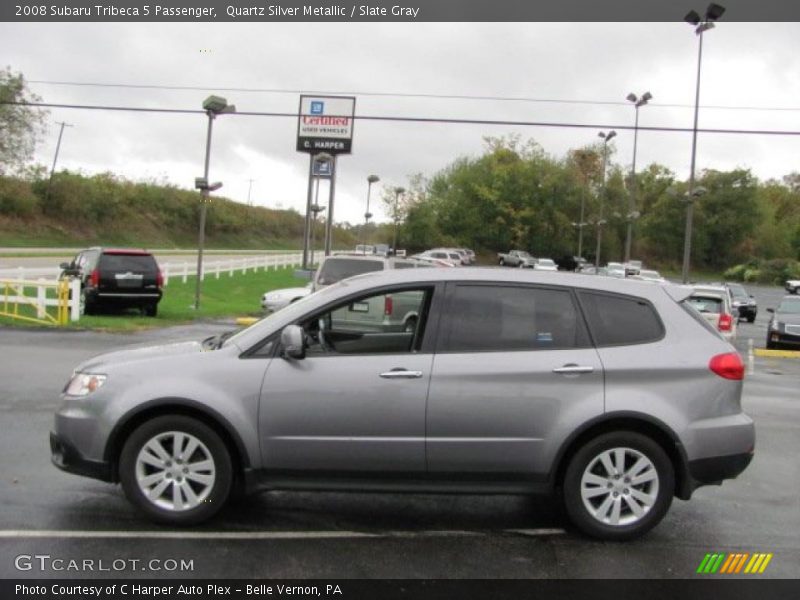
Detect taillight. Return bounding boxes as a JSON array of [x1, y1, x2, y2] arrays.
[[709, 352, 744, 380], [156, 270, 164, 288], [718, 313, 733, 332], [89, 269, 100, 287], [384, 295, 393, 316]]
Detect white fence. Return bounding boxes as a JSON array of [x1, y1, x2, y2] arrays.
[[0, 278, 81, 324], [0, 253, 303, 284]]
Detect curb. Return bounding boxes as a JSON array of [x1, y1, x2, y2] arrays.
[[754, 348, 800, 359], [235, 317, 259, 326]]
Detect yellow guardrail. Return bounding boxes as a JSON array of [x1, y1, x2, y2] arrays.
[[0, 278, 71, 326]]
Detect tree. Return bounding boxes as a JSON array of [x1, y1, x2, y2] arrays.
[[0, 67, 48, 175]]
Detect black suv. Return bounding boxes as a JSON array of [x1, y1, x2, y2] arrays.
[[725, 282, 757, 323], [60, 248, 163, 316]]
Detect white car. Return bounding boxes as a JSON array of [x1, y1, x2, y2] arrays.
[[261, 285, 312, 313], [533, 258, 558, 271], [687, 285, 737, 341], [786, 279, 800, 294], [633, 270, 666, 283]]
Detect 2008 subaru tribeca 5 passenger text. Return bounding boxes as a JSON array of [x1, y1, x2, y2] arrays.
[[51, 268, 754, 540]]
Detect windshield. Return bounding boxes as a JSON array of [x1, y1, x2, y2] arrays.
[[518, 251, 531, 258], [777, 299, 800, 314], [317, 258, 384, 285], [727, 284, 748, 300]]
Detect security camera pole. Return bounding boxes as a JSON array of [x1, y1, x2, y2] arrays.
[[194, 95, 235, 310]]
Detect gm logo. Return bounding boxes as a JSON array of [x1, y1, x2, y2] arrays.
[[696, 552, 773, 574], [310, 101, 324, 115]]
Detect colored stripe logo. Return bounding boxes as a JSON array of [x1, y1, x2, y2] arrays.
[[696, 552, 773, 574]]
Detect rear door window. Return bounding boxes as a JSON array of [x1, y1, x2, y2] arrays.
[[577, 291, 665, 347], [439, 284, 590, 352]]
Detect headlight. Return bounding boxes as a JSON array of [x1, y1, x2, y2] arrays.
[[65, 372, 107, 397]]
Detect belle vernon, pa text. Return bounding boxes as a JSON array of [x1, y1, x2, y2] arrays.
[[16, 584, 344, 597]]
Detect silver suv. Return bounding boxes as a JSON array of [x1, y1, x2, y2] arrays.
[[51, 269, 754, 539]]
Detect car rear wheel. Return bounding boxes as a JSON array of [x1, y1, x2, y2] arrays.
[[142, 304, 158, 317], [563, 431, 674, 540], [119, 415, 233, 525]]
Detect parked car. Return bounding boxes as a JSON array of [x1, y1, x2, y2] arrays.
[[415, 250, 460, 266], [686, 285, 737, 341], [579, 266, 608, 276], [624, 260, 643, 276], [498, 250, 536, 268], [785, 279, 800, 294], [313, 254, 426, 292], [607, 265, 627, 279], [632, 270, 666, 284], [725, 282, 757, 323], [555, 256, 587, 272], [533, 258, 558, 271], [464, 249, 476, 264], [51, 268, 753, 540], [59, 247, 163, 316], [410, 255, 457, 268], [435, 247, 469, 265], [766, 296, 800, 349], [261, 284, 312, 313]]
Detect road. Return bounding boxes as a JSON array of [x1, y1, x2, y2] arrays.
[[0, 285, 797, 579]]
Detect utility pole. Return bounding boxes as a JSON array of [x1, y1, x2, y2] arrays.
[[246, 178, 255, 207], [46, 121, 73, 203]]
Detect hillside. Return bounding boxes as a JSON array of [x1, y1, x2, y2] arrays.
[[0, 171, 360, 249]]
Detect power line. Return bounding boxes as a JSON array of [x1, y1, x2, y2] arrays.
[[5, 100, 800, 137], [26, 79, 800, 113]]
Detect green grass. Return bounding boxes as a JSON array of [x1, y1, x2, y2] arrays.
[[0, 267, 307, 332]]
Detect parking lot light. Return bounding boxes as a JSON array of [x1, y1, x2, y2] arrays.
[[392, 187, 405, 254], [595, 130, 616, 269], [194, 95, 235, 310], [625, 91, 651, 263], [364, 174, 380, 246], [682, 3, 724, 284]]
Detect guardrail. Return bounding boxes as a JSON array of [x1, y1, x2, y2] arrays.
[[0, 278, 81, 326]]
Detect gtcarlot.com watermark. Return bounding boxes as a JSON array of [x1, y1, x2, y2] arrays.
[[14, 554, 194, 573]]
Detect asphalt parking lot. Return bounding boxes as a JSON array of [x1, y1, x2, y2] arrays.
[[0, 283, 797, 580]]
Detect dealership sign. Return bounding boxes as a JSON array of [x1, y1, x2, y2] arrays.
[[296, 95, 356, 154]]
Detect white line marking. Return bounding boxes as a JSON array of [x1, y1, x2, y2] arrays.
[[0, 528, 564, 540]]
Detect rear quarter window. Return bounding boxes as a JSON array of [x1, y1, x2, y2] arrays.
[[578, 290, 665, 347]]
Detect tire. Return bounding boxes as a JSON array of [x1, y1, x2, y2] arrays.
[[142, 303, 158, 317], [518, 262, 525, 269], [499, 258, 505, 266], [119, 415, 233, 525], [747, 314, 756, 324], [562, 431, 674, 541]]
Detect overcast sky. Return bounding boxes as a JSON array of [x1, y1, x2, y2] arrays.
[[1, 22, 799, 225]]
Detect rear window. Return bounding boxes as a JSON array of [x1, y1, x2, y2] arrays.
[[99, 253, 157, 273], [578, 291, 665, 346], [317, 258, 383, 285], [687, 296, 722, 314]]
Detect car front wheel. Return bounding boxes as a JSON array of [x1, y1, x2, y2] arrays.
[[119, 415, 233, 525], [563, 431, 674, 540]]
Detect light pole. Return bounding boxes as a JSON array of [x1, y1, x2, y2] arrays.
[[45, 121, 73, 203], [595, 130, 616, 269], [194, 95, 235, 310], [624, 91, 652, 263], [363, 174, 379, 247], [246, 178, 255, 207], [682, 3, 725, 284], [392, 186, 405, 254], [310, 203, 326, 267]]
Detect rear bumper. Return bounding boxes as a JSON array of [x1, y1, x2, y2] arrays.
[[687, 451, 753, 488], [50, 431, 113, 482], [86, 289, 162, 306]]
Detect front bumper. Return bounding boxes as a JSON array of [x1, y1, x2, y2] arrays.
[[50, 431, 113, 482]]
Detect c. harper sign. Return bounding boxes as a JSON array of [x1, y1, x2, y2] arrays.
[[297, 95, 356, 154]]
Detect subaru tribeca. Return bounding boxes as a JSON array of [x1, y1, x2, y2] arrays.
[[51, 269, 754, 540]]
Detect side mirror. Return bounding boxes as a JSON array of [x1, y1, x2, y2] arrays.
[[280, 325, 306, 359], [767, 308, 775, 313], [59, 262, 71, 270]]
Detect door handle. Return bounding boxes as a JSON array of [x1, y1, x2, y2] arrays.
[[552, 365, 594, 374], [379, 370, 423, 379]]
